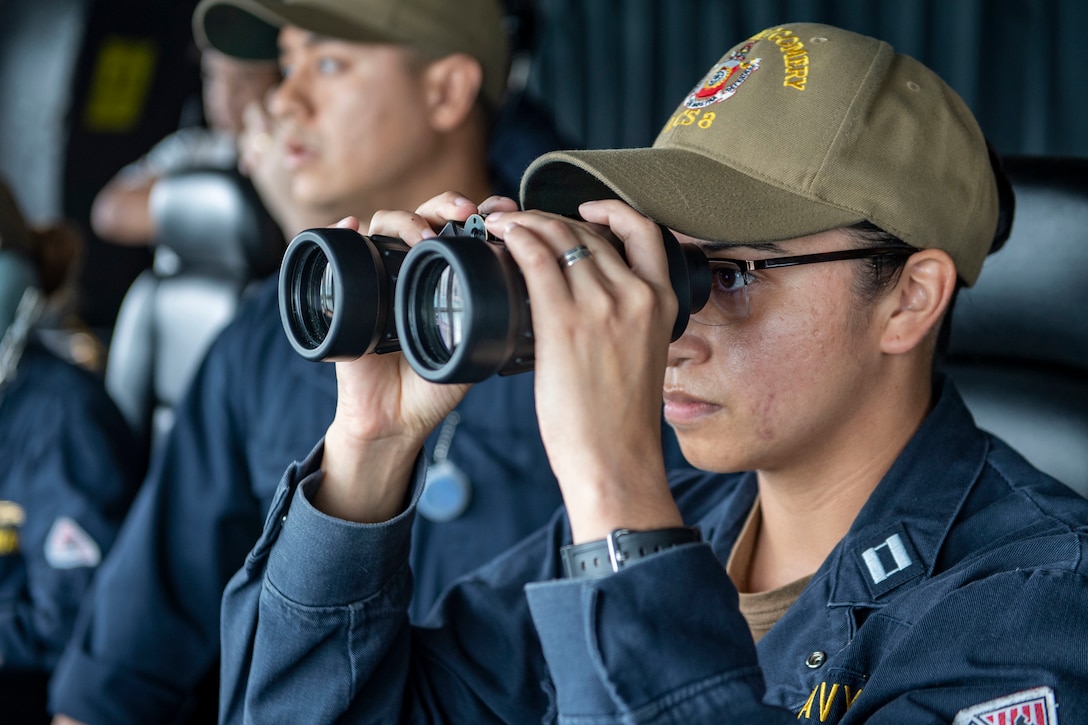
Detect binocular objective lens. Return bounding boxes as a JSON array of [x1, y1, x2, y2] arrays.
[[319, 263, 336, 321], [432, 265, 464, 354]]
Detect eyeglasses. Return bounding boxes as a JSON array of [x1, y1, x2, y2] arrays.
[[690, 246, 916, 326]]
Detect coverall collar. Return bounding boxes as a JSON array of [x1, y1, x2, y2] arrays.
[[825, 378, 988, 607]]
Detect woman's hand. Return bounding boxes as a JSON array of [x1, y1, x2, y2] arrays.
[[315, 193, 519, 523], [483, 200, 683, 543]]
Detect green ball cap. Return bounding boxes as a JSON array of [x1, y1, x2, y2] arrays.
[[521, 23, 999, 287], [193, 0, 511, 111]]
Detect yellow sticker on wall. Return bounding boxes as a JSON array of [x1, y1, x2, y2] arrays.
[[83, 35, 159, 133]]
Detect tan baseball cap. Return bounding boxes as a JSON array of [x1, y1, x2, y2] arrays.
[[193, 0, 511, 110], [521, 23, 998, 285]]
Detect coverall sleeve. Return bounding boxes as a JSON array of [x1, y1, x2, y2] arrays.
[[48, 319, 265, 725], [219, 445, 788, 724], [523, 546, 794, 723], [0, 363, 142, 673], [219, 445, 417, 725], [221, 445, 574, 725]]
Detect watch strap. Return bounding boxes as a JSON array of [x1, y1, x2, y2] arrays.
[[560, 526, 702, 579]]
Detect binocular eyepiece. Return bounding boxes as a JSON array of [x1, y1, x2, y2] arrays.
[[278, 214, 711, 384]]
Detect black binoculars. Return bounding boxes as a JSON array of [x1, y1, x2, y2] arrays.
[[279, 214, 711, 384]]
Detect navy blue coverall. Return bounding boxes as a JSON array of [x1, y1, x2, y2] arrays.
[[220, 380, 1088, 724]]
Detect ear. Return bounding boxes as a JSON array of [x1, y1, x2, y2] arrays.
[[879, 248, 958, 355], [421, 53, 483, 132]]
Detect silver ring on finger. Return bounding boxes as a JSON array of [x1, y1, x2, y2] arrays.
[[560, 245, 593, 268]]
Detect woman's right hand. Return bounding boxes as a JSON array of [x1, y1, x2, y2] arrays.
[[313, 192, 519, 523]]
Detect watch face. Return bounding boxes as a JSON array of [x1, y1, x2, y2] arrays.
[[418, 460, 472, 523]]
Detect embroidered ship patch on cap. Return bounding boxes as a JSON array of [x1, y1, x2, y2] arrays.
[[684, 42, 760, 109], [953, 686, 1058, 725]]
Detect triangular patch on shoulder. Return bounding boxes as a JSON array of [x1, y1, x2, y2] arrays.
[[44, 516, 101, 569]]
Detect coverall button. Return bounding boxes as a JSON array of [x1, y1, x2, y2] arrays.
[[805, 651, 827, 669]]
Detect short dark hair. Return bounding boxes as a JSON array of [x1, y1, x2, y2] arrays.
[[844, 219, 964, 359], [845, 220, 914, 303]]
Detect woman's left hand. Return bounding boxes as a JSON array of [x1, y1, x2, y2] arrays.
[[484, 200, 684, 543]]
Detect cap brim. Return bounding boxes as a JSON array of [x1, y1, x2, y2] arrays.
[[521, 148, 866, 245], [194, 0, 408, 59], [194, 0, 282, 58]]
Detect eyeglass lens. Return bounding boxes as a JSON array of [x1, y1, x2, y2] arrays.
[[690, 260, 749, 326]]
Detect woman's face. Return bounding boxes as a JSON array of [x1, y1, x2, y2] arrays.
[[664, 228, 887, 474]]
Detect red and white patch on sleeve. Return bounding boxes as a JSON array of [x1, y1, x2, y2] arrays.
[[953, 686, 1058, 725], [44, 516, 101, 569]]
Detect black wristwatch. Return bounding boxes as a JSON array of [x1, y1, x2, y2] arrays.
[[560, 526, 702, 579]]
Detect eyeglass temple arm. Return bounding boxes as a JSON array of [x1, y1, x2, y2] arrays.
[[743, 246, 915, 271]]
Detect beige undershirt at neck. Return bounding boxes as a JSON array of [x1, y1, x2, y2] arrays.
[[726, 497, 814, 644]]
